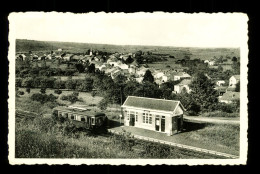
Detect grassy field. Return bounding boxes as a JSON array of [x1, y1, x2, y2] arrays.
[[17, 88, 102, 105], [112, 122, 240, 156], [147, 58, 183, 70], [15, 87, 238, 158], [15, 114, 225, 159]]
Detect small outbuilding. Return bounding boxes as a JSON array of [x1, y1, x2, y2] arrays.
[[122, 96, 185, 135]]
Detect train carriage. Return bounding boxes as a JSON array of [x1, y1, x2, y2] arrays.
[[53, 106, 107, 129]]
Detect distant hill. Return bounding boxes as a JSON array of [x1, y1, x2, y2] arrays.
[[16, 39, 240, 60], [16, 39, 153, 54]]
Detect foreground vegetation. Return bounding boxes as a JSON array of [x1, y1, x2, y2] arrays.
[[16, 115, 231, 159]]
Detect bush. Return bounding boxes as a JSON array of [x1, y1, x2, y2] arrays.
[[60, 95, 68, 100], [30, 93, 58, 104], [72, 91, 79, 97], [60, 93, 79, 103], [54, 89, 62, 95], [26, 88, 31, 93], [40, 88, 46, 94], [201, 111, 239, 117], [98, 99, 108, 111], [17, 91, 24, 95]]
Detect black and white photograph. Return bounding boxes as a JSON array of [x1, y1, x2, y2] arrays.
[[8, 12, 248, 165]]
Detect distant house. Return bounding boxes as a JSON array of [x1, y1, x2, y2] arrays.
[[135, 77, 144, 83], [162, 75, 169, 82], [16, 54, 26, 61], [108, 61, 119, 67], [136, 68, 148, 77], [204, 60, 210, 64], [30, 54, 38, 61], [155, 78, 163, 86], [229, 75, 240, 88], [122, 96, 185, 135], [98, 64, 107, 71], [209, 61, 215, 66], [154, 72, 164, 79], [219, 91, 240, 104], [57, 48, 63, 52], [216, 80, 225, 86], [204, 60, 215, 65], [128, 67, 136, 74], [62, 54, 74, 61], [118, 63, 129, 70], [172, 72, 191, 81], [71, 55, 84, 61], [173, 79, 192, 94], [214, 86, 228, 96], [111, 69, 122, 79]]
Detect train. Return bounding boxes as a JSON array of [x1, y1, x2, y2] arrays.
[[53, 106, 108, 130]]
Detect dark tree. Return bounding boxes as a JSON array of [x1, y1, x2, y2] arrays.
[[98, 98, 108, 111], [235, 82, 240, 92], [75, 63, 85, 73], [26, 88, 30, 94], [143, 69, 154, 83], [123, 80, 140, 97], [232, 57, 238, 62], [87, 63, 96, 74], [189, 72, 219, 112], [40, 88, 46, 94], [125, 56, 134, 64]]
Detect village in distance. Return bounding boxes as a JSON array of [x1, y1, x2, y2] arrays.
[[15, 39, 240, 159]]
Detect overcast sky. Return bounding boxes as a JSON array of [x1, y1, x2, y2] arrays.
[[9, 12, 247, 48]]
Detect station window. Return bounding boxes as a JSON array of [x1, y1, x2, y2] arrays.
[[142, 112, 151, 124], [149, 114, 152, 124], [70, 115, 74, 120], [127, 111, 130, 120], [142, 112, 146, 123], [81, 117, 85, 122]]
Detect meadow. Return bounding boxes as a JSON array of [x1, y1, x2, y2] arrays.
[[15, 90, 239, 158], [15, 114, 230, 159]]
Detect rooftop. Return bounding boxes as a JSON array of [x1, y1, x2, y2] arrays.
[[232, 75, 240, 80], [220, 91, 240, 101], [54, 106, 105, 117], [177, 79, 192, 85], [122, 96, 184, 112]]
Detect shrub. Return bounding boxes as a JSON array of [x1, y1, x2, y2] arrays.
[[30, 93, 58, 104], [201, 111, 239, 117], [26, 88, 31, 93], [98, 99, 108, 111], [72, 91, 79, 97], [40, 88, 46, 94], [67, 95, 78, 103], [60, 95, 68, 100], [54, 89, 62, 95], [17, 91, 24, 95], [16, 78, 22, 87], [60, 93, 79, 103]]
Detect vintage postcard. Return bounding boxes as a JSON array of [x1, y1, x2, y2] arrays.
[[8, 12, 248, 165]]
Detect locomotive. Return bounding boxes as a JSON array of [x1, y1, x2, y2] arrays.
[[53, 105, 108, 130]]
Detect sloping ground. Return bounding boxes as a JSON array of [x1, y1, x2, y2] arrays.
[[110, 125, 239, 156], [184, 116, 240, 125]]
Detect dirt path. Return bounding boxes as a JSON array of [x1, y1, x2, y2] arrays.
[[184, 115, 240, 125]]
